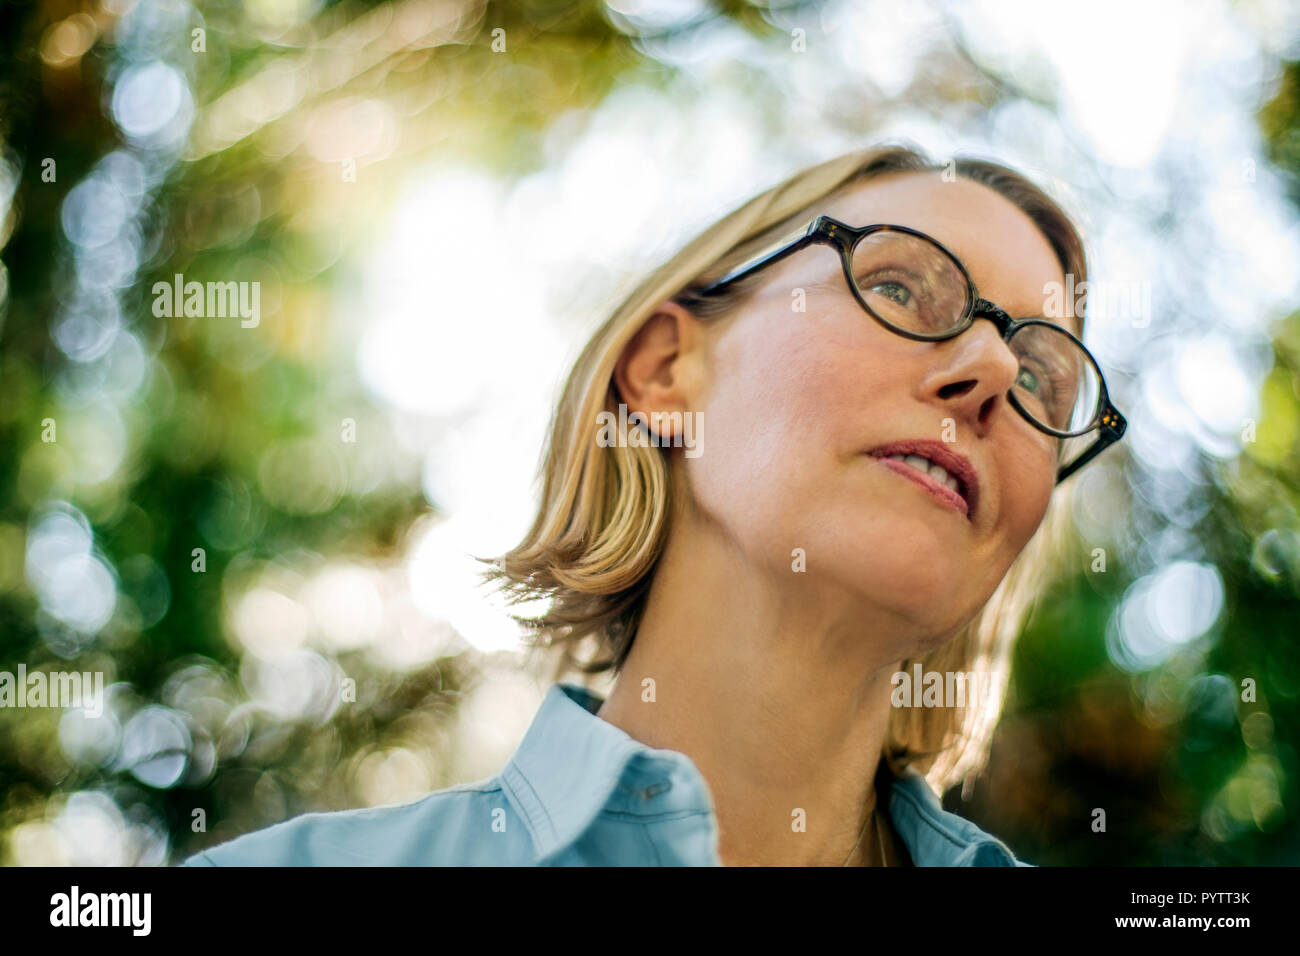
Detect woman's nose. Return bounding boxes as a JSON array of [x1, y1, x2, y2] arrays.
[[927, 320, 1022, 431]]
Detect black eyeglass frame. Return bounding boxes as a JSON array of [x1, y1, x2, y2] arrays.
[[695, 215, 1128, 485]]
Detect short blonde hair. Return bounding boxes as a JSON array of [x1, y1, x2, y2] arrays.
[[485, 142, 1086, 796]]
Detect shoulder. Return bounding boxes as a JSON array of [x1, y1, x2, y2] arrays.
[[178, 777, 528, 866]]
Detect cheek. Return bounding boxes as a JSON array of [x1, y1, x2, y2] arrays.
[[997, 438, 1057, 556], [686, 314, 845, 525], [684, 308, 902, 540]]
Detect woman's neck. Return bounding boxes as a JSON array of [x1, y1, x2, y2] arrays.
[[593, 516, 907, 867]]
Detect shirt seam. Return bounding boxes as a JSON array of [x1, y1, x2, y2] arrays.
[[598, 808, 713, 824], [501, 761, 556, 848], [642, 822, 665, 866], [294, 783, 506, 823]]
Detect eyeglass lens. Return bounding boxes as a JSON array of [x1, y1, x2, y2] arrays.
[[848, 230, 1103, 440]]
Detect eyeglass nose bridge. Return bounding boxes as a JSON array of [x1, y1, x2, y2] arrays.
[[968, 297, 1014, 338]]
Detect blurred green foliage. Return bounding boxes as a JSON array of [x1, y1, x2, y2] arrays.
[[963, 60, 1300, 862]]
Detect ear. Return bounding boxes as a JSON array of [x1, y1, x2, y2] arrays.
[[612, 300, 702, 443]]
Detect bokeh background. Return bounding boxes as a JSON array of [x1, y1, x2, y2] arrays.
[[0, 0, 1298, 866]]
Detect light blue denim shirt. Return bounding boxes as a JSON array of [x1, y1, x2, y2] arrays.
[[180, 682, 1032, 867]]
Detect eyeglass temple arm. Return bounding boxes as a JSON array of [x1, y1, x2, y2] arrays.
[[698, 218, 831, 295], [1056, 401, 1128, 484]]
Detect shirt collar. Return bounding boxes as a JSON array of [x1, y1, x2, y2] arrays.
[[501, 682, 691, 864], [887, 763, 1020, 866], [502, 682, 1019, 867]]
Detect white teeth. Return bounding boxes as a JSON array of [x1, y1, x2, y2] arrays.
[[929, 463, 956, 491], [889, 453, 961, 496]]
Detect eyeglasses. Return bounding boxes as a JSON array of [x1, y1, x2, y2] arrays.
[[694, 215, 1127, 485]]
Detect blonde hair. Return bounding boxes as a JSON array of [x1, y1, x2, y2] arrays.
[[485, 142, 1086, 797]]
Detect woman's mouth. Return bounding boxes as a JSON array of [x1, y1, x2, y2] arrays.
[[866, 448, 979, 519], [865, 439, 979, 521]]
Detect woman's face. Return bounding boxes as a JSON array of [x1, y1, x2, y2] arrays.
[[684, 171, 1072, 647]]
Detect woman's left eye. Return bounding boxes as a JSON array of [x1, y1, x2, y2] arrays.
[[869, 280, 913, 307]]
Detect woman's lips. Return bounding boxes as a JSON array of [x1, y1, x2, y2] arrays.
[[873, 456, 970, 519]]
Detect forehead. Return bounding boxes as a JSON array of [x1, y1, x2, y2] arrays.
[[820, 171, 1077, 334]]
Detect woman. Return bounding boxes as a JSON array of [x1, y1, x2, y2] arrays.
[[182, 142, 1126, 867]]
